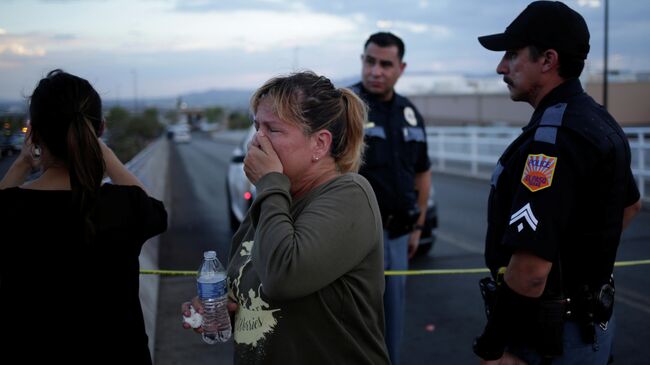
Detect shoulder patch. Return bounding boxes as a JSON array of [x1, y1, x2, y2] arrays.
[[521, 154, 557, 192]]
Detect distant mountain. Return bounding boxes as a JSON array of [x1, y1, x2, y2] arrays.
[[0, 71, 504, 116], [163, 78, 364, 110], [102, 88, 254, 111], [0, 77, 361, 115], [1, 89, 254, 115], [0, 100, 27, 115], [178, 88, 254, 109]]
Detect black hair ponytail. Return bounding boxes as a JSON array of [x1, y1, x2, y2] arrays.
[[30, 69, 105, 243], [68, 109, 105, 243]]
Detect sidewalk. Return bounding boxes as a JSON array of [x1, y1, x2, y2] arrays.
[[153, 130, 241, 364]]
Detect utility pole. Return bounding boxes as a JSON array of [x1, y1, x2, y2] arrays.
[[132, 69, 139, 113], [468, 80, 482, 124], [603, 0, 609, 110], [116, 83, 121, 107]]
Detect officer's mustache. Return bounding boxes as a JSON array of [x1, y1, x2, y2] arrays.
[[503, 77, 514, 86]]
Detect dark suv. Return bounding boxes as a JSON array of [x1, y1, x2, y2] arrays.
[[1, 133, 24, 157]]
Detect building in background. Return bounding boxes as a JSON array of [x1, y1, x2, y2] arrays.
[[399, 72, 650, 127]]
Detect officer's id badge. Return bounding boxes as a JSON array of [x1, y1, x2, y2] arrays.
[[404, 106, 417, 126], [521, 153, 557, 192]]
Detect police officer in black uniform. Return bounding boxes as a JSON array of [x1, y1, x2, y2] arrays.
[[351, 32, 431, 365], [473, 2, 642, 364]]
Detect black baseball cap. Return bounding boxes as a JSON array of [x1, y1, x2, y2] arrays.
[[478, 1, 590, 60]]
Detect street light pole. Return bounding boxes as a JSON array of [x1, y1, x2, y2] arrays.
[[468, 80, 481, 124], [603, 0, 609, 110], [132, 69, 139, 113]]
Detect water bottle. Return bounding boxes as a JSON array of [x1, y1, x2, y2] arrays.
[[197, 250, 231, 344]]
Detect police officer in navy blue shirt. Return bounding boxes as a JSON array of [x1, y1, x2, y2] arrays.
[[351, 32, 431, 365], [473, 2, 642, 364]]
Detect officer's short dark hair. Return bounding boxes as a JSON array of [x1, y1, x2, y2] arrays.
[[364, 32, 405, 61], [528, 45, 585, 79]]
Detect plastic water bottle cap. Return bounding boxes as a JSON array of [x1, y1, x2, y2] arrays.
[[204, 251, 217, 259]]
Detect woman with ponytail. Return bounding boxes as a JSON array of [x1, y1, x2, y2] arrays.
[[0, 69, 167, 364], [182, 71, 389, 364]]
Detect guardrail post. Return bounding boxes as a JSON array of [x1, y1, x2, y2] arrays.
[[470, 128, 478, 176], [437, 130, 445, 171], [639, 133, 646, 199], [426, 126, 648, 201]]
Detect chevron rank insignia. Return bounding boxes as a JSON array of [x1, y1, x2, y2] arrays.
[[509, 203, 538, 232], [521, 153, 557, 192]]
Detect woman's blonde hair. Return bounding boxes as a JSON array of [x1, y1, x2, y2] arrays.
[[251, 71, 367, 173]]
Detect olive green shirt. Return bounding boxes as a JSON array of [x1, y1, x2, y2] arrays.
[[227, 172, 389, 364]]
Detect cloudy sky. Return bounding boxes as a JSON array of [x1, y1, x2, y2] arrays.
[[1, 0, 648, 100]]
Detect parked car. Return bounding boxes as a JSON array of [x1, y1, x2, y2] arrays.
[[225, 126, 438, 257], [1, 133, 25, 157], [226, 127, 256, 232], [173, 129, 192, 143], [9, 133, 25, 152], [167, 124, 192, 143]]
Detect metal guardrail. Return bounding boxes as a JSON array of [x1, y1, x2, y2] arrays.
[[627, 128, 650, 200], [123, 137, 163, 190], [121, 136, 169, 362], [427, 126, 650, 201]]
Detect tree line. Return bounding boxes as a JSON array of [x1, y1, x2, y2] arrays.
[[2, 104, 252, 163]]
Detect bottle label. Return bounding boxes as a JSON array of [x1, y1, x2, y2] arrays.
[[198, 275, 227, 299]]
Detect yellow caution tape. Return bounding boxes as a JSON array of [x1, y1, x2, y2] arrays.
[[612, 259, 650, 267], [140, 269, 198, 276], [384, 268, 489, 276], [140, 259, 650, 277]]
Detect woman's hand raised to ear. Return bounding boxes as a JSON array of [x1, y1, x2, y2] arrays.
[[0, 132, 40, 189], [98, 138, 148, 192]]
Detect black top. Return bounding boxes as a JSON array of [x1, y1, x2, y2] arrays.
[[0, 184, 167, 364], [485, 78, 640, 295], [351, 82, 431, 218]]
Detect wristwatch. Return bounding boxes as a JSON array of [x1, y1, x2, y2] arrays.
[[413, 224, 425, 231]]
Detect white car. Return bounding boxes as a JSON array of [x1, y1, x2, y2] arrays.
[[224, 126, 438, 257], [173, 130, 191, 143], [1, 133, 25, 157], [168, 124, 192, 143], [226, 126, 256, 232]]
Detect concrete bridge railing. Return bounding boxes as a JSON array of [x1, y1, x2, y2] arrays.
[[123, 137, 170, 361], [427, 126, 650, 202]]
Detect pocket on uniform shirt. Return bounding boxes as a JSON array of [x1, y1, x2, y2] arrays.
[[403, 127, 425, 142], [400, 127, 426, 167], [364, 126, 389, 167]]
